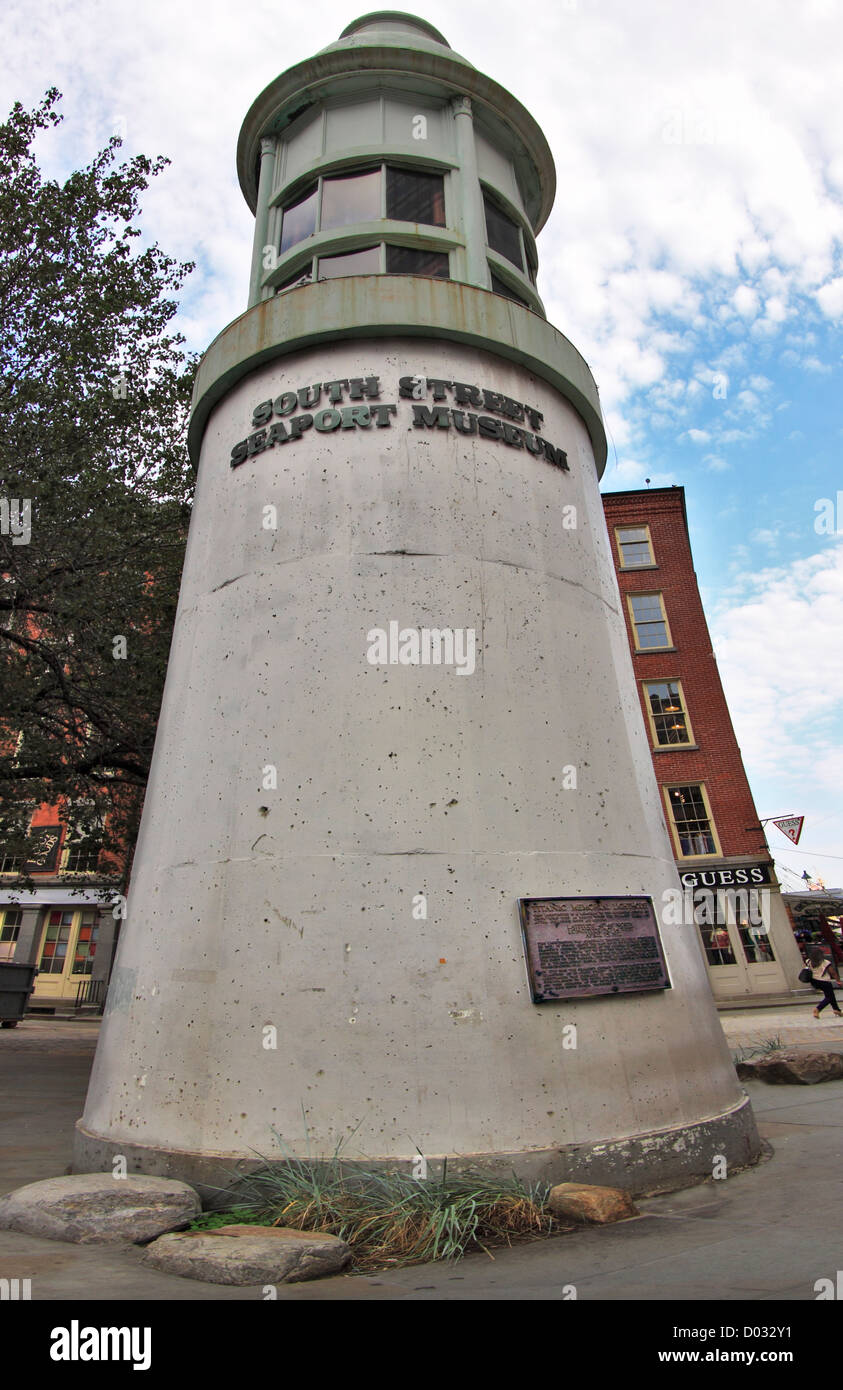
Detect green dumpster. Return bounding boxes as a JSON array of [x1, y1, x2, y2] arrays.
[[0, 962, 37, 1027]]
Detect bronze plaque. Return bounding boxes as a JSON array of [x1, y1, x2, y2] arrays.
[[518, 895, 670, 1003]]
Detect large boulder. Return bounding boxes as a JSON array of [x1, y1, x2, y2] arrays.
[[736, 1049, 843, 1085], [142, 1224, 352, 1285], [547, 1183, 638, 1224], [0, 1173, 201, 1244]]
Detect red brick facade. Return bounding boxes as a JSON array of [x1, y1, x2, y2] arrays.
[[601, 487, 766, 864]]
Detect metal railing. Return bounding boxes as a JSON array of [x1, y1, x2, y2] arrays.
[[74, 977, 106, 1011]]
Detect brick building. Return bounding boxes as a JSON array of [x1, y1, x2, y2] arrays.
[[0, 798, 126, 1013], [601, 485, 804, 1000]]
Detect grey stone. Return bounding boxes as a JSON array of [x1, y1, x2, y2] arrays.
[[736, 1049, 843, 1085], [141, 1224, 352, 1285], [548, 1182, 638, 1223], [0, 1172, 201, 1244]]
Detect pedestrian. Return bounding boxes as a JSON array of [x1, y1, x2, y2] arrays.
[[806, 947, 843, 1019]]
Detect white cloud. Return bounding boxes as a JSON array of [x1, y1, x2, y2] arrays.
[[711, 543, 843, 879], [817, 277, 843, 318], [732, 285, 759, 318]]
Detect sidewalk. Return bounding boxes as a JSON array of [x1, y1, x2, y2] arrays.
[[1, 1006, 842, 1300], [720, 1000, 843, 1051]]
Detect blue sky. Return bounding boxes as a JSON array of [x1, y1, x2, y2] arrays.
[[3, 0, 841, 890]]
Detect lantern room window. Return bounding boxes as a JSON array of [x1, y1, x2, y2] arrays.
[[278, 164, 447, 259], [318, 246, 382, 278], [386, 245, 449, 278], [490, 271, 530, 308], [484, 193, 523, 270], [279, 184, 318, 253], [320, 169, 381, 230], [386, 167, 445, 226]]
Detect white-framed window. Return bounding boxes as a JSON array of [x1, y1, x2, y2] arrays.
[[615, 524, 655, 568], [0, 908, 22, 961], [628, 592, 672, 650], [644, 680, 693, 746], [664, 783, 721, 858]]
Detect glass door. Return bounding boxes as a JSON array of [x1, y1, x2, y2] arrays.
[[33, 909, 99, 999]]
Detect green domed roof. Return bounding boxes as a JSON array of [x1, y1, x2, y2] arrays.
[[335, 12, 455, 52]]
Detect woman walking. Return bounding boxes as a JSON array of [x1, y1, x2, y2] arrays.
[[806, 947, 843, 1019]]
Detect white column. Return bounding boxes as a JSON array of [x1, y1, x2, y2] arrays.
[[451, 97, 488, 289], [248, 136, 277, 307]]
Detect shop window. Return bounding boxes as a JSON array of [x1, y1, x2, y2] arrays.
[[700, 923, 735, 966], [489, 271, 530, 308], [616, 524, 655, 568], [736, 894, 775, 963], [386, 245, 449, 278], [39, 910, 73, 974], [279, 183, 318, 253], [483, 193, 523, 270], [72, 912, 99, 975], [628, 593, 671, 649], [644, 680, 692, 746], [320, 168, 381, 231], [0, 909, 22, 961], [386, 167, 445, 226], [318, 246, 381, 278], [665, 784, 719, 857]]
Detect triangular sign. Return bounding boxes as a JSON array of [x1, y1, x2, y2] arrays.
[[772, 816, 804, 845]]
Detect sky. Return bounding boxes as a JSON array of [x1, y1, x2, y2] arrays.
[[2, 0, 841, 892]]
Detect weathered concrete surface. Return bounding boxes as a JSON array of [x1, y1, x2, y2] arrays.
[[78, 335, 755, 1196], [75, 1094, 760, 1206], [0, 1171, 201, 1244], [548, 1183, 638, 1223], [736, 1049, 843, 1085], [1, 1014, 843, 1299], [188, 279, 605, 467], [143, 1224, 351, 1285]]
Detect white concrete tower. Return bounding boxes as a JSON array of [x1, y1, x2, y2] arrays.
[[76, 13, 759, 1195]]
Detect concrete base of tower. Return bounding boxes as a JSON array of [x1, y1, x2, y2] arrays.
[[73, 1095, 760, 1206]]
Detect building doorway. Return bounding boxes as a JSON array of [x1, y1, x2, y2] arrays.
[[696, 888, 786, 996], [32, 908, 100, 1002]]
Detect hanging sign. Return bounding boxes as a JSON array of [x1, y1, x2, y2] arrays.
[[772, 816, 804, 845]]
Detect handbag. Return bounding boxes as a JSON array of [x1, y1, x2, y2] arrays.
[[798, 966, 813, 984]]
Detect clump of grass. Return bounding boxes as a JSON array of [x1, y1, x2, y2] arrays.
[[736, 1035, 785, 1060], [192, 1149, 556, 1270]]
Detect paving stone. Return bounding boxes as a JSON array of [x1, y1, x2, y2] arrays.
[[0, 1173, 201, 1244], [142, 1224, 352, 1285]]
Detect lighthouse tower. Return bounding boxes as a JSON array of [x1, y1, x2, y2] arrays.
[[76, 13, 759, 1194]]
